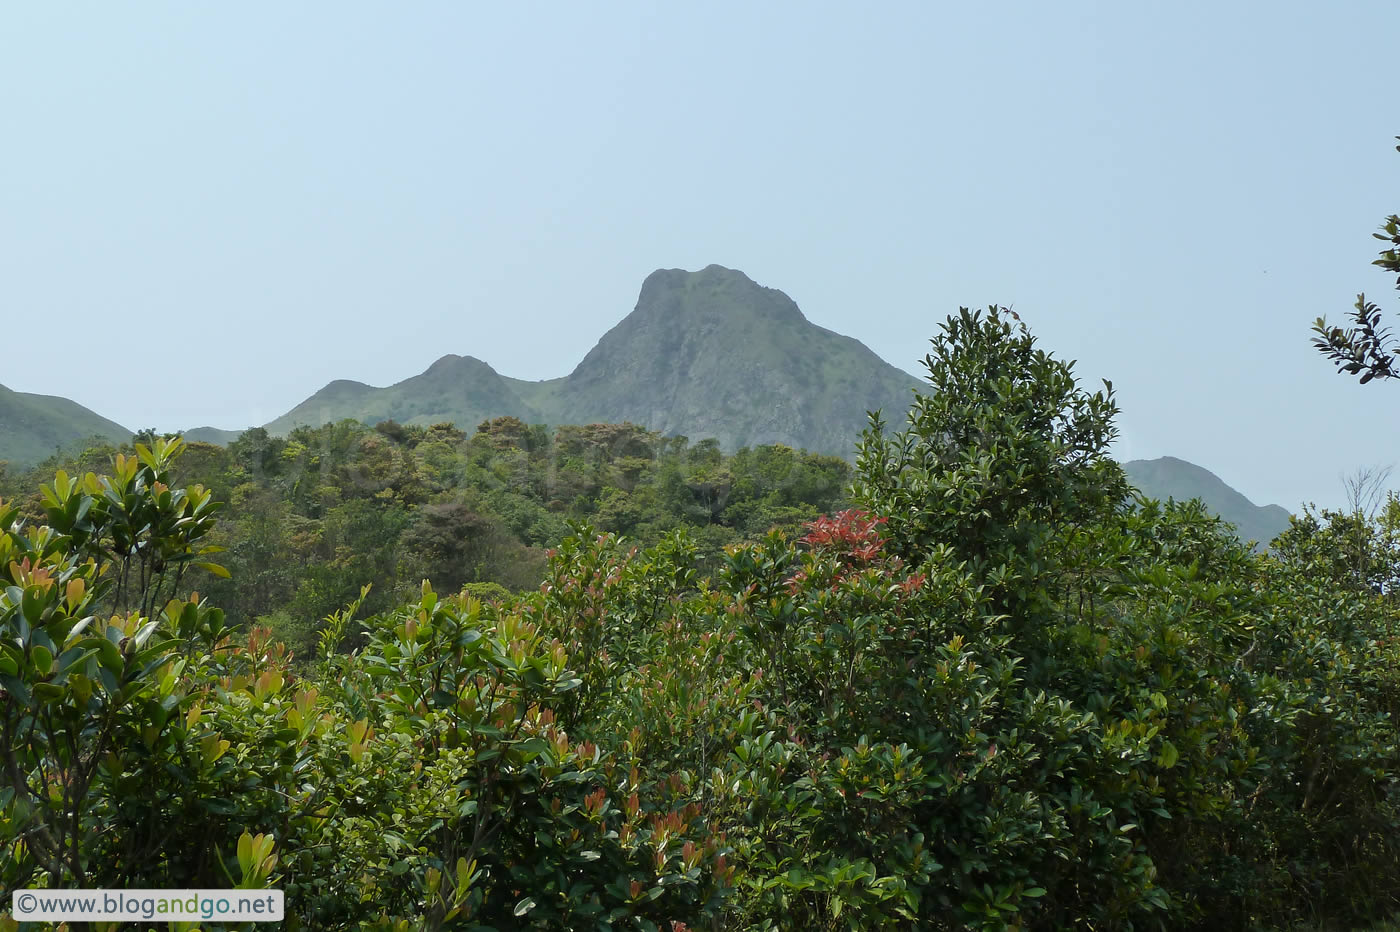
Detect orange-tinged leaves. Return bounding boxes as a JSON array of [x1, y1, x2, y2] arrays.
[[65, 577, 86, 608]]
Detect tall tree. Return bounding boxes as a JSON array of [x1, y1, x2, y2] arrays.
[[852, 305, 1126, 625]]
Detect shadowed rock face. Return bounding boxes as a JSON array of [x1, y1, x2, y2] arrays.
[[263, 264, 924, 458]]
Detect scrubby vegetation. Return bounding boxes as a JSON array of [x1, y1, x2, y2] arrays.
[[4, 308, 1400, 929]]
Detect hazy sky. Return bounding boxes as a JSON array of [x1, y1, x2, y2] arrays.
[[4, 3, 1398, 512]]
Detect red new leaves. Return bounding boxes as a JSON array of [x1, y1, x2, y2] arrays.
[[786, 509, 927, 600], [799, 508, 888, 562]]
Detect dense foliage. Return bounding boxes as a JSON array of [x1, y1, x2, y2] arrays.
[[0, 419, 851, 664], [4, 308, 1400, 929]]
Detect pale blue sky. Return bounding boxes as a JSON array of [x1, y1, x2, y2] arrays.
[[3, 2, 1397, 511]]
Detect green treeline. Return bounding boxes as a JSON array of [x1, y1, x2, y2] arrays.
[[0, 417, 852, 661], [3, 308, 1400, 930]]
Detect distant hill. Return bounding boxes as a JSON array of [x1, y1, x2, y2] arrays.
[[1122, 456, 1293, 548], [183, 426, 246, 446], [265, 265, 924, 456], [0, 383, 132, 466], [264, 354, 540, 438]]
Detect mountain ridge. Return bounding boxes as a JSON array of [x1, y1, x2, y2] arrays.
[[263, 353, 540, 437], [0, 267, 1298, 552], [262, 264, 924, 456]]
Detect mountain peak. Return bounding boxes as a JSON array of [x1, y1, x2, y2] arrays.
[[552, 265, 918, 454], [634, 265, 806, 325], [642, 263, 754, 284], [424, 354, 493, 375]]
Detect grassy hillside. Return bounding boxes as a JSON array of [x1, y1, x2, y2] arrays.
[[0, 383, 131, 466]]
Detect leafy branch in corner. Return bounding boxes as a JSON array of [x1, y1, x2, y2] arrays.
[[1312, 136, 1400, 384]]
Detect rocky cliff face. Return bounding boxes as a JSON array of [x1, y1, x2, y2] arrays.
[[547, 265, 922, 454]]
